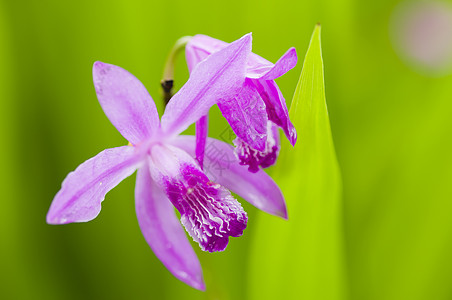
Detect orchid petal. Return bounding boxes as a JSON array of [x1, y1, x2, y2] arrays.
[[247, 47, 298, 80], [185, 35, 228, 72], [47, 146, 143, 224], [253, 79, 297, 146], [186, 34, 273, 74], [171, 136, 287, 219], [161, 33, 252, 136], [195, 115, 208, 168], [217, 78, 268, 151], [135, 166, 205, 290], [186, 35, 296, 80], [93, 62, 160, 145]]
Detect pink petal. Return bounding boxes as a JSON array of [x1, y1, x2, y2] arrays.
[[254, 79, 297, 146], [186, 34, 273, 74], [217, 78, 268, 151], [161, 33, 252, 136], [247, 47, 298, 80], [47, 146, 143, 224], [186, 34, 297, 80], [171, 136, 288, 219], [195, 115, 208, 168], [185, 34, 228, 72], [93, 62, 160, 145], [135, 166, 205, 290]]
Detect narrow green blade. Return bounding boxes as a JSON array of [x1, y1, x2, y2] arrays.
[[247, 25, 347, 300]]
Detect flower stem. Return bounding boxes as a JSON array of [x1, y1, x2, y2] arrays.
[[161, 36, 192, 106]]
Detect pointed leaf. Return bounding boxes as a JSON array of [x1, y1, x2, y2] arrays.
[[248, 25, 347, 300]]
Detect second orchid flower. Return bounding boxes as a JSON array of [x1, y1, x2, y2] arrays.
[[185, 34, 298, 172]]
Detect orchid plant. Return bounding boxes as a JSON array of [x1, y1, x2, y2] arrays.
[[47, 33, 296, 290]]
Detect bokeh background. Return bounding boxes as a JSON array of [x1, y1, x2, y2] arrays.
[[1, 0, 452, 299]]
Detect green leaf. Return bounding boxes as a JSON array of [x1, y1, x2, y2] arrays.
[[247, 25, 347, 300]]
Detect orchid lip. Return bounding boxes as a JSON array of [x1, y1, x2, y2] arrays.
[[164, 164, 248, 252]]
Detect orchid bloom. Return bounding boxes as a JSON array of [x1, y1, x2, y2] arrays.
[[185, 35, 298, 172], [46, 34, 287, 290]]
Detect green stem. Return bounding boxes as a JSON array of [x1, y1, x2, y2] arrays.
[[161, 36, 192, 105]]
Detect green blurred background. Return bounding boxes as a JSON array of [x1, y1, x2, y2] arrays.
[[1, 0, 452, 299]]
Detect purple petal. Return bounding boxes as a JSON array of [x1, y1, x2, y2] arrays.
[[185, 35, 228, 72], [135, 166, 205, 290], [93, 62, 160, 145], [217, 78, 268, 151], [186, 34, 273, 75], [253, 79, 297, 146], [247, 47, 298, 80], [148, 145, 247, 252], [195, 115, 208, 168], [47, 146, 143, 224], [161, 33, 252, 136], [171, 136, 288, 219], [186, 35, 297, 80]]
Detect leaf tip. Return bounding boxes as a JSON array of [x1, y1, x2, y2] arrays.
[[313, 23, 322, 37]]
